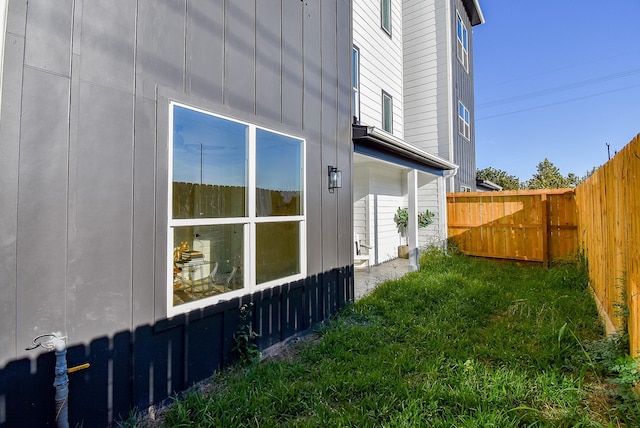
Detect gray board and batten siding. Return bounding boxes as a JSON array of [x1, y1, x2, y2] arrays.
[[0, 1, 353, 426], [452, 0, 477, 191]]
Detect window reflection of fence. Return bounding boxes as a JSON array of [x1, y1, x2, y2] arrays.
[[172, 182, 300, 217], [173, 182, 246, 218], [447, 189, 578, 266]]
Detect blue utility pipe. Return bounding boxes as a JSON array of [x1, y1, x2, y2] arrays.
[[53, 338, 70, 428], [27, 333, 70, 428]]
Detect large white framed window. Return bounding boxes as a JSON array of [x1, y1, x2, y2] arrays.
[[168, 102, 306, 315], [456, 12, 469, 72], [381, 0, 392, 36], [458, 101, 470, 140], [352, 46, 360, 123], [382, 91, 393, 133]]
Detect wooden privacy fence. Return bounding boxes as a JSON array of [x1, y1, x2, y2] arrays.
[[575, 134, 640, 356], [447, 189, 578, 265], [447, 133, 640, 357]]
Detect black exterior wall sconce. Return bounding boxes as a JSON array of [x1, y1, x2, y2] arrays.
[[328, 166, 342, 193]]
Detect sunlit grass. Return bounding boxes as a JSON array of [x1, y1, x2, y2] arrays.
[[126, 250, 638, 427]]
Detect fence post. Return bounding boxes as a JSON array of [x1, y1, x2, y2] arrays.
[[541, 193, 549, 268]]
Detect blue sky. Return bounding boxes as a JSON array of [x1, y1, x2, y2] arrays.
[[173, 105, 302, 191], [473, 0, 640, 182]]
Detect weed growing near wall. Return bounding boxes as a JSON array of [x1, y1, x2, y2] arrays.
[[231, 303, 260, 365]]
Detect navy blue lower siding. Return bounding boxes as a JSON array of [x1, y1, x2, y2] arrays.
[[0, 267, 354, 427]]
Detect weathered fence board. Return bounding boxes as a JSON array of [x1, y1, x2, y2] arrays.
[[447, 189, 578, 265], [576, 133, 640, 356]]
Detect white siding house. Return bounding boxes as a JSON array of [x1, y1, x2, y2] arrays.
[[352, 0, 484, 269]]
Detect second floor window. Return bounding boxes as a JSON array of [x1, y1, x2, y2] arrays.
[[381, 0, 391, 36], [456, 12, 469, 72], [382, 91, 393, 133], [352, 46, 360, 122], [458, 101, 470, 140]]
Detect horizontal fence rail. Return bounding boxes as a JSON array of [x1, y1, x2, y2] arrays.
[[447, 189, 578, 265]]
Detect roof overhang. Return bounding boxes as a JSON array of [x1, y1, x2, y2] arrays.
[[462, 0, 485, 26], [476, 179, 503, 191], [353, 125, 458, 178]]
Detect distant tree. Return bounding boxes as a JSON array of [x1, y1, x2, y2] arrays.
[[476, 167, 521, 190], [525, 159, 571, 189], [566, 172, 582, 188], [581, 166, 600, 182]]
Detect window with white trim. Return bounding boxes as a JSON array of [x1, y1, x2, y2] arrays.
[[382, 91, 393, 133], [352, 46, 360, 122], [456, 12, 469, 72], [461, 185, 471, 192], [168, 103, 306, 315], [458, 101, 470, 140], [381, 0, 392, 36]]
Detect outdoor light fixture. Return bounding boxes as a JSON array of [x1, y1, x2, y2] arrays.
[[328, 165, 342, 193]]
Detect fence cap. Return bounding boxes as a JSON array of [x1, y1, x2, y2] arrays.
[[447, 188, 575, 197]]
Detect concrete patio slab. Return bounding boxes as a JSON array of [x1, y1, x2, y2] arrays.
[[353, 258, 410, 300]]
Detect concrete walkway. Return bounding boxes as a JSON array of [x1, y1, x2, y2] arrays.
[[353, 257, 410, 300]]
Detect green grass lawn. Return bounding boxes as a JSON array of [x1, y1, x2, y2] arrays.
[[128, 250, 640, 427]]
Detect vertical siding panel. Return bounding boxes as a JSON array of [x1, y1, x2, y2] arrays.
[[16, 69, 69, 352], [153, 91, 170, 318], [136, 0, 185, 91], [15, 0, 73, 356], [0, 1, 26, 363], [256, 0, 282, 122], [225, 0, 256, 113], [23, 0, 73, 76], [186, 0, 224, 102], [321, 0, 338, 269], [70, 0, 138, 340], [132, 98, 157, 329], [79, 2, 136, 93], [303, 0, 322, 274], [336, 0, 353, 269], [452, 0, 476, 191], [68, 83, 134, 342], [282, 0, 304, 129]]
